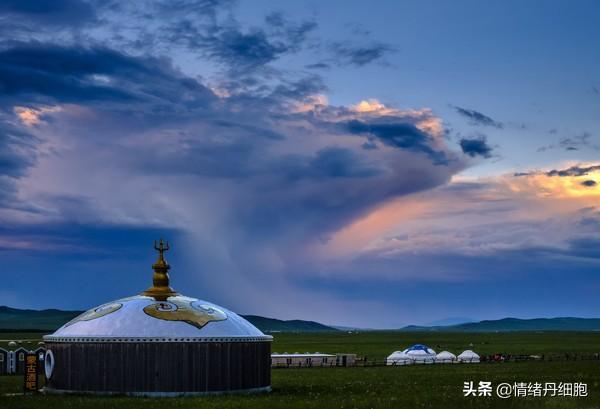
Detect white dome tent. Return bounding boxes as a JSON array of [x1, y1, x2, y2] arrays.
[[42, 240, 272, 396], [435, 351, 456, 363], [386, 351, 412, 366], [457, 350, 480, 363], [403, 344, 436, 364]]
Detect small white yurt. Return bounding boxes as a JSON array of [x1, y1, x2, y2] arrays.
[[435, 351, 456, 363], [404, 344, 436, 364], [386, 351, 413, 366], [457, 350, 480, 363]]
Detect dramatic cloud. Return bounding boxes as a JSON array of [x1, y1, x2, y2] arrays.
[[538, 132, 599, 152], [317, 166, 600, 275], [330, 42, 394, 67], [459, 136, 493, 158], [0, 38, 463, 321], [454, 106, 503, 128], [166, 11, 317, 72], [3, 1, 598, 326], [545, 164, 600, 177], [0, 43, 215, 107], [0, 0, 96, 27], [345, 120, 448, 164]]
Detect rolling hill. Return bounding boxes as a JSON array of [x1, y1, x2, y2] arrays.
[[3, 306, 600, 333], [0, 306, 338, 333], [400, 317, 600, 332]]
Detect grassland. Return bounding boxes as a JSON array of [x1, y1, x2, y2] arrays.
[[1, 331, 600, 408], [272, 330, 600, 359]]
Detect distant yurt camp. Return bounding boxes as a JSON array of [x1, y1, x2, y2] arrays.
[[435, 351, 456, 363], [404, 344, 436, 364], [43, 240, 272, 396], [457, 350, 480, 363]]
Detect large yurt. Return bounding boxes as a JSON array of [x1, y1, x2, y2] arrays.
[[386, 350, 413, 366], [403, 344, 436, 364], [435, 351, 456, 363], [43, 240, 272, 396], [457, 350, 480, 363]]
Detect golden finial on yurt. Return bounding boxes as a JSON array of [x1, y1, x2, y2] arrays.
[[142, 239, 178, 300]]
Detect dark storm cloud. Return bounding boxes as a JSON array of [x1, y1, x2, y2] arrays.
[[198, 28, 287, 67], [514, 164, 600, 178], [0, 0, 96, 26], [559, 132, 598, 151], [281, 147, 381, 181], [0, 3, 467, 321], [454, 106, 503, 128], [138, 137, 380, 181], [546, 164, 600, 177], [459, 136, 493, 158], [361, 140, 377, 150], [305, 62, 331, 70], [153, 0, 234, 16], [0, 119, 44, 213], [581, 180, 597, 187], [269, 75, 326, 101], [165, 11, 316, 72], [0, 125, 36, 178], [0, 42, 215, 106], [0, 220, 181, 253], [330, 42, 393, 67], [536, 132, 598, 152], [345, 119, 448, 164]]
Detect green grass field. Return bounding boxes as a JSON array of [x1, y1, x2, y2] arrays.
[[1, 331, 600, 408], [272, 331, 600, 359]]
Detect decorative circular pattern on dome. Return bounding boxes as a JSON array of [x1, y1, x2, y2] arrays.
[[143, 298, 227, 329], [64, 302, 123, 327]]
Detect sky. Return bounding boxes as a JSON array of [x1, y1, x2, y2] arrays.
[[1, 0, 599, 328]]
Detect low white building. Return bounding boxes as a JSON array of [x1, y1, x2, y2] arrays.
[[336, 353, 356, 367], [457, 350, 480, 363], [271, 352, 336, 367]]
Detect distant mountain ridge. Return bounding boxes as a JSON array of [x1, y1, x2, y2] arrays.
[[0, 306, 338, 333], [2, 306, 599, 333], [400, 317, 600, 332], [242, 315, 336, 332]]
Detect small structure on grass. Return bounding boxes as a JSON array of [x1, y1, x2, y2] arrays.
[[13, 347, 27, 374], [457, 350, 480, 363], [386, 351, 412, 366], [435, 351, 457, 363], [271, 352, 336, 367], [404, 344, 436, 364], [336, 353, 356, 367]]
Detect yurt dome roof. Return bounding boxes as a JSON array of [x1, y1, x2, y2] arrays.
[[403, 344, 436, 355], [387, 351, 411, 358], [458, 350, 479, 358], [44, 239, 270, 343], [436, 351, 456, 358]]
